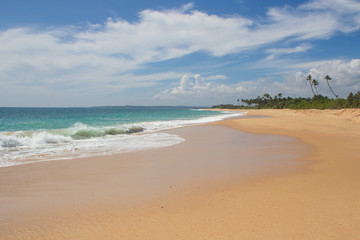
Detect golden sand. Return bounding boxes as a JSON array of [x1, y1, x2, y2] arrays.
[[1, 109, 360, 239]]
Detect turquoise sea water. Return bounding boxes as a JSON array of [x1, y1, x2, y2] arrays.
[[0, 107, 242, 167]]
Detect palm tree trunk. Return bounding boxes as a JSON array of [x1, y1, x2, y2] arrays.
[[308, 82, 316, 96], [326, 80, 338, 99], [313, 85, 319, 95]]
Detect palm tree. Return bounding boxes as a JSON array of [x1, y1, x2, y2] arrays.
[[237, 99, 240, 106], [306, 74, 316, 96], [312, 79, 319, 96], [263, 93, 271, 100], [324, 75, 338, 99]]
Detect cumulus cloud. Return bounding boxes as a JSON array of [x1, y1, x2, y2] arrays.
[[154, 74, 247, 105], [156, 74, 230, 93], [240, 59, 360, 99], [155, 59, 360, 105], [305, 59, 360, 96]]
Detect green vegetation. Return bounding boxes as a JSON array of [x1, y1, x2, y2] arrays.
[[213, 74, 359, 110], [212, 91, 360, 110]]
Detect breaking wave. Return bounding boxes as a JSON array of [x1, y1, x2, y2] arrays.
[[0, 110, 244, 167], [0, 123, 145, 148]]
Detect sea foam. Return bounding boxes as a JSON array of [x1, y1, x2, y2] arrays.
[[0, 110, 244, 167]]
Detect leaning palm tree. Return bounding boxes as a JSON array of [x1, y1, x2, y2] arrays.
[[306, 74, 316, 96], [324, 75, 338, 99], [312, 79, 319, 96]]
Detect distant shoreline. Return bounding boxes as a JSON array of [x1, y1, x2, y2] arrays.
[[213, 92, 360, 110]]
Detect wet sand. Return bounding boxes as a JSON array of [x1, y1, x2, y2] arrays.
[[1, 109, 360, 239]]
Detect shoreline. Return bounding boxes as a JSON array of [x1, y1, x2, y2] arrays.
[[0, 109, 243, 168], [0, 122, 305, 222], [1, 109, 360, 239]]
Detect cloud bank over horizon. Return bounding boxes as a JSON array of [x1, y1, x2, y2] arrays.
[[155, 59, 360, 106], [1, 0, 360, 106]]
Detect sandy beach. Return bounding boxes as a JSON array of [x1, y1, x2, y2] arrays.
[[1, 109, 360, 239]]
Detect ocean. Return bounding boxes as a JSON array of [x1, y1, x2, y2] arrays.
[[0, 107, 242, 167]]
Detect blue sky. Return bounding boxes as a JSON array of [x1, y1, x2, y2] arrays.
[[1, 0, 360, 107]]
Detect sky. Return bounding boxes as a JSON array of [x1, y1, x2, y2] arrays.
[[1, 0, 360, 107]]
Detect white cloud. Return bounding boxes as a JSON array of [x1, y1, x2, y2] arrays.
[[300, 0, 360, 33], [266, 44, 312, 60], [181, 2, 195, 12], [155, 74, 237, 100], [2, 2, 360, 72], [306, 59, 360, 96], [203, 75, 228, 81], [1, 1, 360, 106], [107, 72, 185, 90], [155, 59, 360, 105], [241, 59, 360, 99]]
